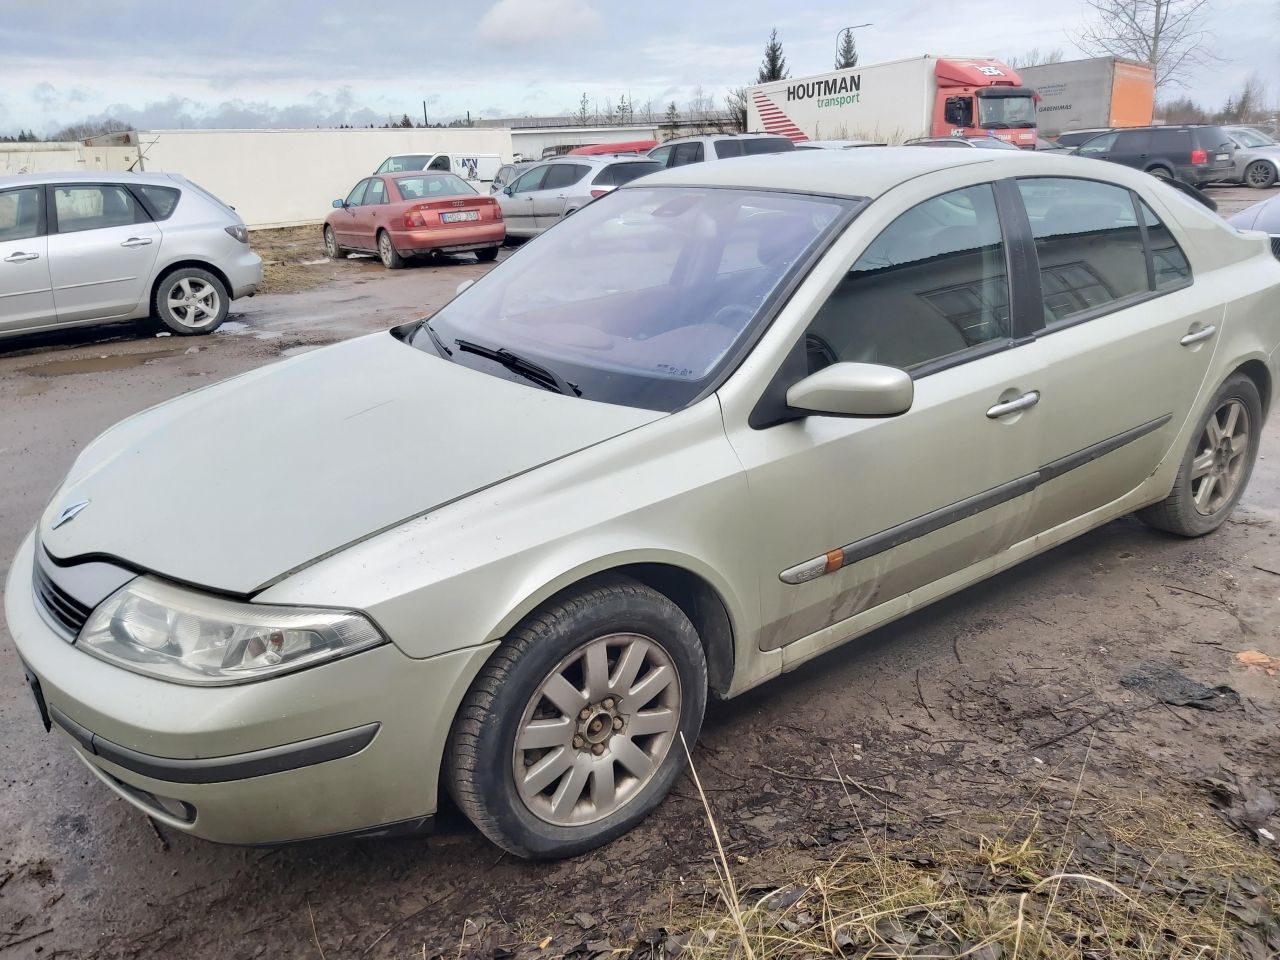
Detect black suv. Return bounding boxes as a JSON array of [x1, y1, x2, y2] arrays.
[[1075, 125, 1236, 186]]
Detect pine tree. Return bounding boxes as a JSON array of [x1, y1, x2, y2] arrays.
[[835, 29, 858, 70], [756, 28, 789, 83], [664, 101, 679, 124], [576, 93, 591, 126]]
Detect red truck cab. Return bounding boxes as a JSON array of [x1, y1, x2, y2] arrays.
[[931, 59, 1037, 148]]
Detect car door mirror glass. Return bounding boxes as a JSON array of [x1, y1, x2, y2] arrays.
[[786, 362, 914, 418], [332, 199, 344, 208]]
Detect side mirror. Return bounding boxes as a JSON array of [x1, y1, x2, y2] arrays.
[[786, 362, 913, 418], [456, 279, 476, 295], [332, 199, 345, 208], [503, 186, 514, 197]]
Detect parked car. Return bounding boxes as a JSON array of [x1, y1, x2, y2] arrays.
[[495, 155, 663, 238], [1228, 194, 1280, 259], [374, 153, 502, 187], [0, 172, 261, 339], [1074, 125, 1235, 186], [1053, 128, 1113, 149], [796, 139, 886, 150], [11, 149, 1280, 859], [903, 136, 1021, 149], [324, 171, 504, 268], [567, 141, 658, 156], [1222, 126, 1280, 189], [490, 160, 539, 195], [647, 133, 795, 168], [1033, 136, 1072, 152]]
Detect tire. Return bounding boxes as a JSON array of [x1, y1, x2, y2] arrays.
[[152, 267, 229, 335], [1244, 160, 1278, 189], [446, 576, 708, 859], [377, 230, 405, 270], [475, 246, 499, 263], [323, 225, 347, 260], [1139, 373, 1262, 537]]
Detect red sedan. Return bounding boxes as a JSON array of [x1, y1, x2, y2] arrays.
[[324, 171, 505, 269]]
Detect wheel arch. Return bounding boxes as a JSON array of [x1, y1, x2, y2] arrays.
[[1234, 358, 1272, 421], [150, 259, 233, 311]]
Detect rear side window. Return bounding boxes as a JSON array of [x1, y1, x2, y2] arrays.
[[1116, 130, 1151, 152], [0, 187, 42, 241], [595, 162, 662, 187], [365, 179, 388, 205], [1017, 178, 1168, 324], [1138, 201, 1192, 290], [541, 164, 589, 190], [715, 140, 744, 159], [135, 185, 180, 220], [52, 184, 145, 233], [741, 137, 795, 155], [671, 143, 704, 166], [1151, 129, 1192, 151]]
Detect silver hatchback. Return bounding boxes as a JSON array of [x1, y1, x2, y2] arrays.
[[495, 156, 663, 238], [0, 172, 262, 340]]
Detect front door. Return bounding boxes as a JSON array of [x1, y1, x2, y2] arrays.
[[532, 163, 589, 228], [334, 180, 369, 248], [725, 180, 1048, 659], [0, 185, 55, 333], [46, 183, 161, 323], [502, 165, 550, 235], [1013, 176, 1220, 533]]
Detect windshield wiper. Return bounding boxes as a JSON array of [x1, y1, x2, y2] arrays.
[[421, 321, 453, 358], [455, 338, 582, 397], [982, 121, 1011, 129]]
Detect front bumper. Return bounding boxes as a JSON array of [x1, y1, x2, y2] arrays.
[[5, 532, 496, 844]]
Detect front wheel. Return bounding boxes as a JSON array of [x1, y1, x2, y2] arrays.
[[1139, 373, 1262, 537], [1245, 160, 1278, 189], [153, 268, 229, 335], [446, 577, 708, 859], [377, 230, 405, 270], [323, 225, 347, 260]]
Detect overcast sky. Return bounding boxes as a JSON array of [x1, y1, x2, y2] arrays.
[[1, 0, 1275, 134]]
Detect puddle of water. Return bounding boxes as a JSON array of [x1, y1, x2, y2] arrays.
[[217, 321, 250, 334], [18, 348, 185, 377]]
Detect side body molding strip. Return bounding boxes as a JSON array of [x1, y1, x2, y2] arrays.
[[780, 413, 1172, 585]]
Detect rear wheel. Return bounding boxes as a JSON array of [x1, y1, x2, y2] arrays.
[[153, 268, 229, 335], [323, 225, 347, 260], [1147, 165, 1174, 182], [475, 246, 499, 262], [1139, 374, 1262, 537], [446, 577, 708, 859], [1245, 160, 1278, 189], [377, 230, 405, 270]]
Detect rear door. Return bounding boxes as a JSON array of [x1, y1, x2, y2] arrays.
[[46, 183, 161, 323], [532, 163, 590, 226], [1012, 176, 1217, 534], [361, 177, 392, 245], [1149, 128, 1193, 180], [0, 185, 55, 333]]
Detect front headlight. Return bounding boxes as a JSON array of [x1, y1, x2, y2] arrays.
[[78, 577, 385, 685]]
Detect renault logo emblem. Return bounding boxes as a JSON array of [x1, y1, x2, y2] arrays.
[[52, 500, 90, 530]]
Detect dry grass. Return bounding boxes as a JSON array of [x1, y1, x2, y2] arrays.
[[676, 760, 1279, 960]]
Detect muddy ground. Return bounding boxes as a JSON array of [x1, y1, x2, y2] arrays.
[[0, 184, 1277, 959]]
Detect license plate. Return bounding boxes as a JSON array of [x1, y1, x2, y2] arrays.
[[1216, 154, 1229, 161], [441, 210, 479, 223]]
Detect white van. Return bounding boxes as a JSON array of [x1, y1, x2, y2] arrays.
[[374, 153, 502, 186]]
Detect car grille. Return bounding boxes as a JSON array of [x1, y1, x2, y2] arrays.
[[1271, 235, 1280, 261], [33, 560, 92, 639]]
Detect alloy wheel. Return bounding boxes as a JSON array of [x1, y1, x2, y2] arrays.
[[1191, 399, 1250, 515], [324, 228, 338, 258], [166, 278, 221, 329], [512, 632, 680, 827], [379, 234, 394, 266], [1246, 162, 1274, 188]]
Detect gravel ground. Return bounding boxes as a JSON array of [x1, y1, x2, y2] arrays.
[[0, 183, 1277, 959]]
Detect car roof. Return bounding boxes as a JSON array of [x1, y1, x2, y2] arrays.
[[0, 171, 184, 189], [658, 133, 793, 146], [541, 154, 662, 166], [631, 147, 1175, 200]]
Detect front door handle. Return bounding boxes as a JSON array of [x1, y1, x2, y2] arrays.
[[986, 390, 1040, 419], [3, 251, 39, 262], [1180, 324, 1216, 346], [120, 237, 153, 248]]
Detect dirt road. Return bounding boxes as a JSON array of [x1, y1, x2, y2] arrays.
[[1, 187, 1277, 959]]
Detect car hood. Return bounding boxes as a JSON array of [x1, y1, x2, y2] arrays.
[[39, 333, 662, 594]]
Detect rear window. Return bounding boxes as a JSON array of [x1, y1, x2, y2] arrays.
[[394, 174, 476, 200], [136, 184, 180, 220], [594, 161, 662, 187]]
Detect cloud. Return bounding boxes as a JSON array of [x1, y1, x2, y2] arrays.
[[477, 0, 603, 47]]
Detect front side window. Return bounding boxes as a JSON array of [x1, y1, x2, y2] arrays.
[[1017, 177, 1148, 323], [412, 187, 850, 410], [394, 174, 476, 200], [427, 155, 451, 172], [345, 180, 369, 206], [365, 178, 388, 205], [648, 145, 673, 167], [945, 97, 973, 127], [541, 164, 589, 190], [385, 155, 429, 172], [53, 184, 143, 233], [0, 187, 42, 241], [1076, 132, 1117, 155], [804, 184, 1009, 373], [511, 166, 550, 194]]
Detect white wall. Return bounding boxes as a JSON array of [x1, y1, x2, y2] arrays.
[[136, 128, 515, 228], [0, 142, 139, 175]]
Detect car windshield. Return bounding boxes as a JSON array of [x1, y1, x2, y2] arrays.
[[977, 95, 1036, 128], [410, 186, 852, 410], [382, 155, 431, 172], [394, 174, 476, 199], [1231, 128, 1276, 148]]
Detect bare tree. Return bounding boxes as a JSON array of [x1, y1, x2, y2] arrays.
[[1005, 47, 1066, 68], [726, 87, 748, 132], [48, 117, 131, 142], [1075, 0, 1215, 91]]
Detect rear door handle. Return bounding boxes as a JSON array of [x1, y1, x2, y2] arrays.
[[3, 251, 39, 262], [120, 237, 153, 248], [1180, 324, 1216, 346], [986, 390, 1040, 419]]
